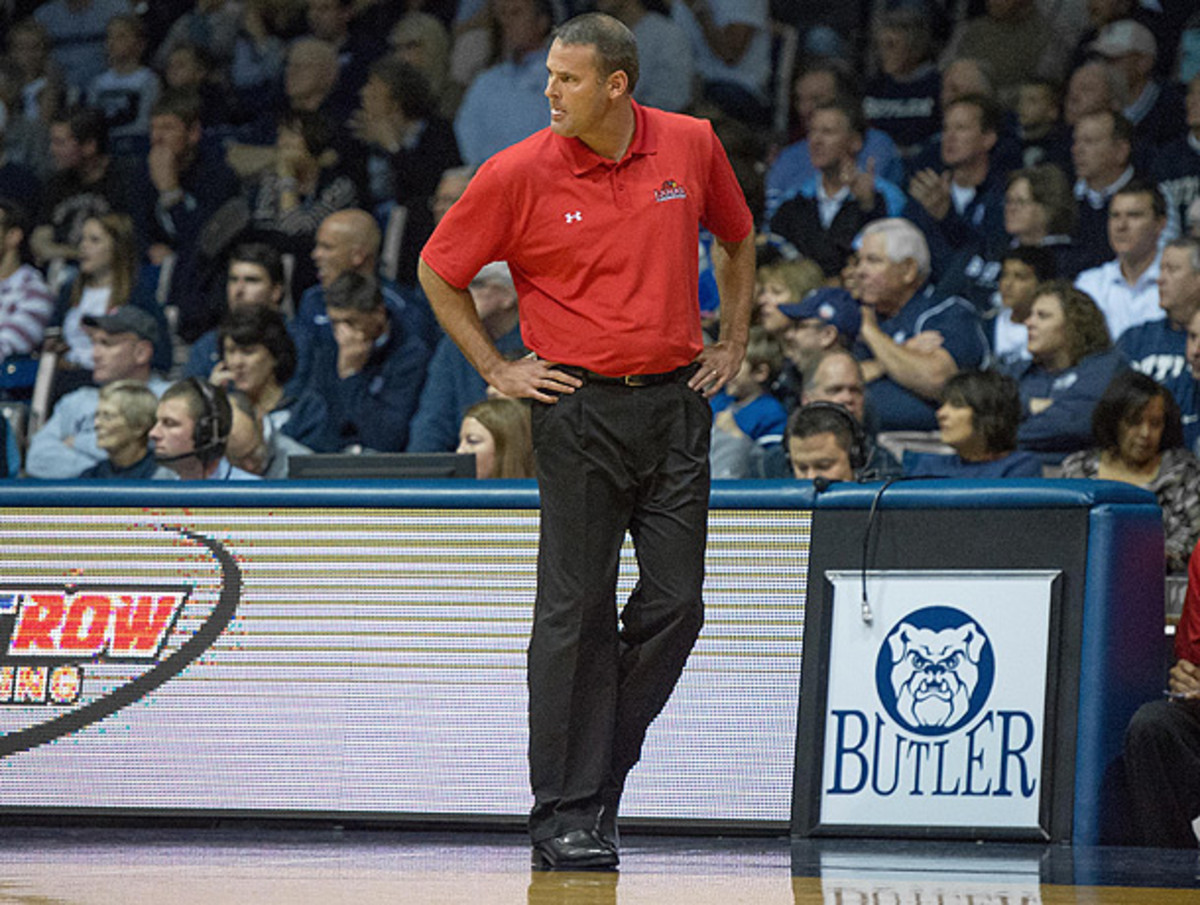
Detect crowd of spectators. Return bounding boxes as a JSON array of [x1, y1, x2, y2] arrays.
[[0, 0, 1197, 504]]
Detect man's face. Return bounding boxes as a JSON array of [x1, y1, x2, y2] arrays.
[[783, 319, 834, 371], [1159, 246, 1200, 326], [1186, 75, 1200, 133], [150, 113, 195, 155], [105, 20, 140, 65], [941, 103, 994, 169], [789, 431, 854, 481], [149, 397, 196, 461], [1071, 113, 1124, 182], [1017, 84, 1057, 131], [1107, 191, 1163, 261], [941, 60, 985, 105], [856, 233, 916, 316], [497, 0, 548, 54], [808, 109, 858, 172], [226, 261, 282, 308], [328, 305, 387, 345], [432, 172, 469, 223], [469, 277, 517, 320], [285, 46, 332, 104], [793, 71, 836, 127], [545, 40, 612, 143], [1065, 64, 1113, 126], [312, 219, 363, 286], [49, 123, 83, 171], [307, 0, 349, 41], [1185, 308, 1200, 373], [804, 355, 866, 422], [359, 75, 396, 121], [91, 331, 148, 384]]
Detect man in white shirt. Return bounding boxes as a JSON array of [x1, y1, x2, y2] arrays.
[[671, 0, 769, 123], [1074, 178, 1167, 342]]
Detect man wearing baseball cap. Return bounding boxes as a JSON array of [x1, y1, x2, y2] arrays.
[[26, 306, 170, 478], [1090, 19, 1185, 146], [768, 287, 861, 412]]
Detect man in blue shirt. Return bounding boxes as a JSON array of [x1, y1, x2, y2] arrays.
[[1117, 237, 1200, 448], [303, 271, 429, 451], [853, 217, 989, 431]]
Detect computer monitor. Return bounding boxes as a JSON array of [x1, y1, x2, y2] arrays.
[[288, 453, 477, 480]]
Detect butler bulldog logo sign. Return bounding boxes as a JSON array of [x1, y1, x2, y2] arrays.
[[0, 526, 241, 759], [819, 571, 1057, 832]]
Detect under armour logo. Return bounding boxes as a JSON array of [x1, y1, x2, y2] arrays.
[[564, 211, 582, 224]]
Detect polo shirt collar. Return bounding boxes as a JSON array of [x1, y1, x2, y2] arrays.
[[556, 100, 657, 175]]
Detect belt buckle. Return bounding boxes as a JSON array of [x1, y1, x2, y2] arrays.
[[622, 374, 642, 387]]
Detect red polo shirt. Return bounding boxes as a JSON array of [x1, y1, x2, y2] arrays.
[[421, 101, 753, 376]]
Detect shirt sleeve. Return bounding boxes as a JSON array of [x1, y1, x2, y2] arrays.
[[925, 302, 987, 371], [700, 124, 754, 245], [420, 158, 516, 289]]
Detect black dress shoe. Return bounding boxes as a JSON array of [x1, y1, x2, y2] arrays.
[[531, 828, 619, 871]]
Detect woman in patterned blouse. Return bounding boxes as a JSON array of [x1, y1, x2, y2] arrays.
[[1061, 369, 1200, 573]]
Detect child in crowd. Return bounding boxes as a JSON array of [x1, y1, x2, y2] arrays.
[[754, 257, 825, 335], [87, 15, 159, 156], [710, 327, 789, 479]]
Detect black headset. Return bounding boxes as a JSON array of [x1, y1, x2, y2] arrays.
[[799, 401, 868, 472], [187, 377, 227, 461]]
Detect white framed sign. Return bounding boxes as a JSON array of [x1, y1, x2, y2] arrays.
[[817, 570, 1059, 833]]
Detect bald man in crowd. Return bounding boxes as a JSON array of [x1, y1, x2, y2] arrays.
[[291, 208, 435, 389]]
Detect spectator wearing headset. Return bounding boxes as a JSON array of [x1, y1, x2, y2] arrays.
[[149, 378, 259, 480], [786, 401, 865, 484]]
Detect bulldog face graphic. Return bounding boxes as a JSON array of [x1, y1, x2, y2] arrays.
[[886, 620, 985, 730]]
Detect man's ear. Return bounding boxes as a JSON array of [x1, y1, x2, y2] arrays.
[[607, 69, 629, 100], [133, 339, 154, 366]]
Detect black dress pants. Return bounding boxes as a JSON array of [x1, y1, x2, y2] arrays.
[[1124, 696, 1200, 848], [527, 371, 710, 843]]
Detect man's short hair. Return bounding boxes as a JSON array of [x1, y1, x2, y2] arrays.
[[151, 87, 204, 128], [218, 304, 297, 385], [326, 272, 383, 313], [1165, 236, 1200, 273], [160, 378, 233, 463], [858, 218, 931, 279], [554, 13, 639, 94], [229, 242, 285, 287], [787, 403, 862, 466], [56, 106, 109, 154], [812, 97, 867, 139], [999, 244, 1057, 282], [369, 55, 436, 121], [1113, 176, 1167, 219], [1085, 108, 1135, 146], [945, 93, 1004, 135]]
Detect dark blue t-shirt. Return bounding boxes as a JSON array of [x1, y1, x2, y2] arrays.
[[856, 285, 989, 431]]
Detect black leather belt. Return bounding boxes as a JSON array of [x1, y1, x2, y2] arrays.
[[557, 363, 696, 388]]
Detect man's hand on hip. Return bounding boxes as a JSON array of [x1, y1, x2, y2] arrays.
[[487, 356, 583, 403], [690, 340, 745, 398]]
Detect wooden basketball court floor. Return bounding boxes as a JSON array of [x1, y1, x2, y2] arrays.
[[0, 825, 1195, 904]]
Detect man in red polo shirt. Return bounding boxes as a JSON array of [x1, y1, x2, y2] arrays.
[[419, 12, 754, 872]]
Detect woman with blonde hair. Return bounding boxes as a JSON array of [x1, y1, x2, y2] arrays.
[[79, 380, 175, 480], [457, 397, 534, 479]]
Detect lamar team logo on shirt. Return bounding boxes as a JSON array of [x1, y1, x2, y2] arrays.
[[654, 180, 688, 203]]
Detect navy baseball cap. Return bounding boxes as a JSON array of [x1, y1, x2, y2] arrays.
[[777, 288, 861, 341], [83, 306, 159, 345]]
